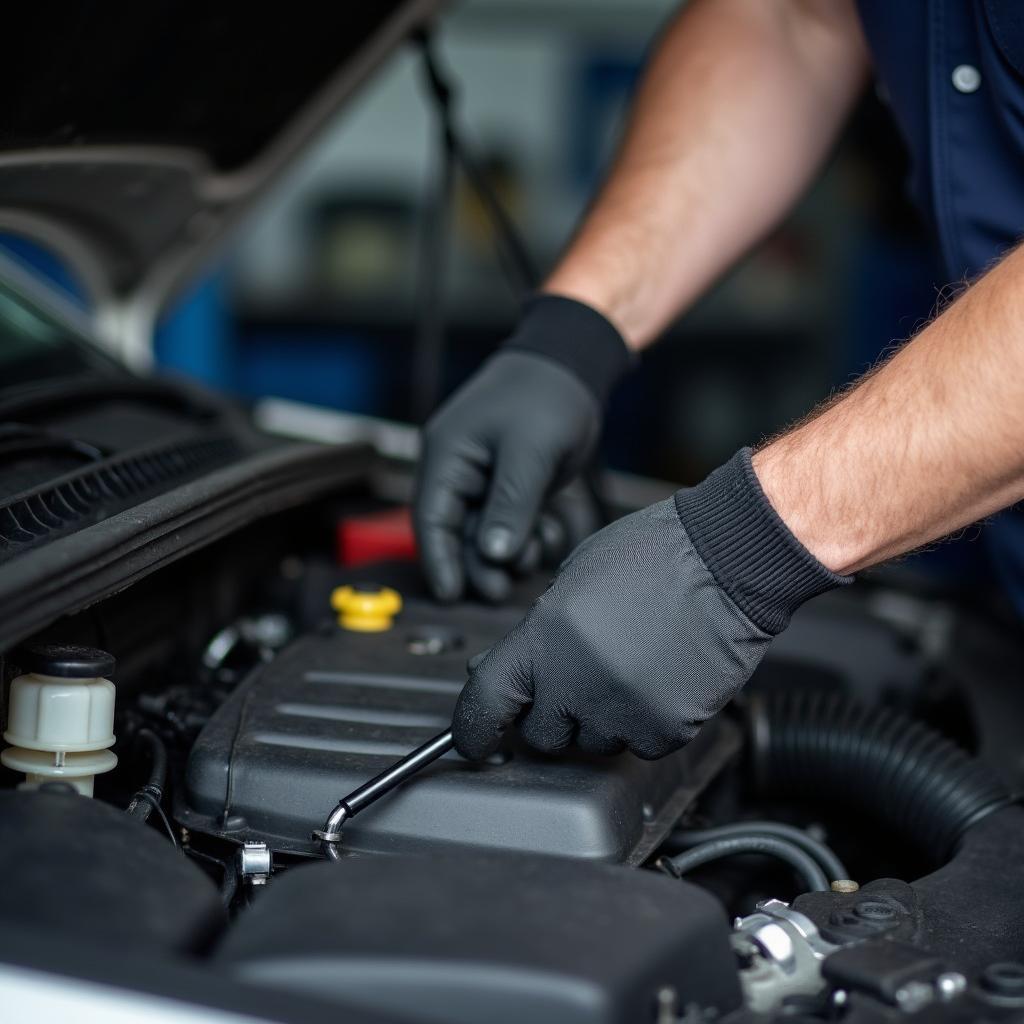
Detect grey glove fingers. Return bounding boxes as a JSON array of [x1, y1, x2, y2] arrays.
[[627, 721, 701, 761], [536, 510, 566, 563], [462, 510, 511, 603], [516, 533, 543, 574], [575, 724, 626, 756], [452, 624, 534, 760], [466, 649, 489, 673], [547, 478, 604, 561], [476, 440, 556, 564], [518, 699, 578, 754], [461, 509, 541, 603], [413, 449, 488, 603], [464, 543, 513, 604]]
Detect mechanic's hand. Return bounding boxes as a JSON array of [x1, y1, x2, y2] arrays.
[[453, 449, 850, 760], [459, 477, 604, 605], [414, 295, 630, 603]]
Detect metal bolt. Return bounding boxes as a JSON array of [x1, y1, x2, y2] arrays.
[[895, 981, 934, 1013], [407, 627, 463, 656], [830, 879, 859, 894], [238, 840, 272, 885], [243, 613, 292, 649], [936, 973, 966, 1001]]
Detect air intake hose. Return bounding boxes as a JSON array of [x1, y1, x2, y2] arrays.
[[749, 691, 1012, 863]]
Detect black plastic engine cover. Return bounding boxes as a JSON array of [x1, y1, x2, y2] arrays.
[[181, 599, 739, 861], [0, 788, 223, 953], [215, 853, 743, 1024]]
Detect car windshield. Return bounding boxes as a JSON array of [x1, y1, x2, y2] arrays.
[[0, 274, 118, 393]]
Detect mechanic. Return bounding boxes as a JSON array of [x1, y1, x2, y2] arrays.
[[414, 0, 1024, 761]]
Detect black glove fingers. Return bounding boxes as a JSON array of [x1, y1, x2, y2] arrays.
[[547, 479, 603, 559], [518, 701, 577, 755], [536, 510, 566, 563], [464, 542, 514, 604], [476, 440, 556, 564], [465, 648, 490, 673], [575, 725, 626, 756], [452, 629, 534, 761], [463, 508, 541, 602], [414, 449, 489, 603], [514, 534, 543, 575], [627, 720, 701, 761]]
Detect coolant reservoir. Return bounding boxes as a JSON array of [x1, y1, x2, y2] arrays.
[[2, 644, 117, 797]]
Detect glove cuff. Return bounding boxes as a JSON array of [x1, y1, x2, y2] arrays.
[[503, 294, 632, 406], [674, 448, 852, 634]]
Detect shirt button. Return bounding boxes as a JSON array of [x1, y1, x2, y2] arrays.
[[952, 64, 981, 93]]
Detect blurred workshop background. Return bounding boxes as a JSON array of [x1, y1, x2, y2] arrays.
[[2, 0, 942, 487]]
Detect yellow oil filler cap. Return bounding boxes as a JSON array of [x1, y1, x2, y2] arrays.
[[331, 584, 402, 632]]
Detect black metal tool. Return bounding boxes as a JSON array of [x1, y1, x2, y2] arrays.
[[314, 729, 454, 860]]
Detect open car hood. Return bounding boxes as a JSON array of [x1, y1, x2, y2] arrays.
[[0, 1, 442, 331]]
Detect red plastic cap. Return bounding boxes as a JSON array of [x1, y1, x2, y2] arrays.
[[337, 507, 417, 567]]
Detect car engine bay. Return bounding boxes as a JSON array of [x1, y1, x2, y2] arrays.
[[1, 6, 1024, 1011], [4, 475, 1024, 1024]]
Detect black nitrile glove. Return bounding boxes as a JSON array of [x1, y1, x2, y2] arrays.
[[414, 294, 630, 603], [453, 448, 851, 760]]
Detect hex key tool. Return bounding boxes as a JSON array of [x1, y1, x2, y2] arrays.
[[314, 729, 454, 860]]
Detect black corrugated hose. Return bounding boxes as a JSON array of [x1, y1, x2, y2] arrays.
[[749, 691, 1012, 863]]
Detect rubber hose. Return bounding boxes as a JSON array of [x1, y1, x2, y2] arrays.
[[750, 691, 1011, 863], [671, 821, 849, 882], [661, 835, 830, 892], [126, 728, 168, 823]]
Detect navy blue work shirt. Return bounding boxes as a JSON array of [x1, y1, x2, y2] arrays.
[[857, 0, 1024, 610], [857, 0, 1024, 278]]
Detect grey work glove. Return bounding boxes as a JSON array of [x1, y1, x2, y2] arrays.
[[414, 295, 630, 603], [453, 448, 850, 760]]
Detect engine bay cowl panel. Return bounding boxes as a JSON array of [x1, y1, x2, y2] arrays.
[[181, 599, 740, 861]]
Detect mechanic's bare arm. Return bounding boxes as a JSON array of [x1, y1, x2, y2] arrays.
[[415, 0, 869, 603], [754, 245, 1024, 575], [544, 0, 870, 349], [452, 252, 1024, 761]]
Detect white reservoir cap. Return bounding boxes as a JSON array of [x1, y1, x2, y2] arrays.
[[4, 673, 116, 752], [2, 645, 118, 797]]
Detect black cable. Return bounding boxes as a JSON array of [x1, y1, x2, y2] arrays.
[[412, 55, 456, 423], [131, 789, 179, 849], [125, 728, 168, 824], [670, 821, 849, 882], [185, 847, 239, 907], [412, 29, 611, 522], [415, 29, 538, 294], [411, 29, 540, 420], [658, 835, 830, 893]]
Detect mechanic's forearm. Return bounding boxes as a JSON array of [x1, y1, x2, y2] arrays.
[[543, 0, 869, 349], [754, 244, 1024, 575]]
